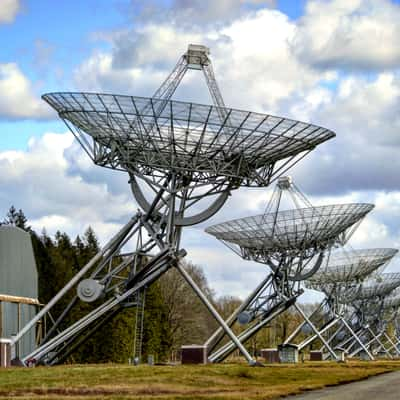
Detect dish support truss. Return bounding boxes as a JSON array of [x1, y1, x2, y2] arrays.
[[301, 275, 400, 360], [391, 311, 400, 354], [323, 309, 400, 359], [283, 299, 377, 360], [284, 249, 398, 360], [328, 277, 400, 359], [204, 178, 371, 362], [10, 44, 262, 366]]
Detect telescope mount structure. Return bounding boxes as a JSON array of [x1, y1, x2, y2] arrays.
[[379, 289, 400, 355], [370, 288, 400, 356], [12, 45, 336, 366], [204, 176, 373, 362], [331, 272, 400, 358], [284, 248, 398, 360]]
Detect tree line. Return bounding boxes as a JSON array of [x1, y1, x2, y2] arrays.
[[2, 206, 314, 363]]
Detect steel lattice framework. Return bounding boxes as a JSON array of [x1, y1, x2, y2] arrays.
[[307, 248, 398, 288], [326, 272, 400, 359], [42, 94, 334, 187], [206, 204, 373, 261], [204, 177, 373, 363], [383, 289, 400, 309], [284, 248, 398, 360], [12, 45, 336, 366], [340, 272, 400, 303], [375, 290, 400, 356]]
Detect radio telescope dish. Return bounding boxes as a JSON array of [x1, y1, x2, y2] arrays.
[[42, 93, 335, 226], [306, 248, 398, 289], [204, 177, 372, 363], [383, 289, 400, 309], [42, 94, 334, 187], [15, 45, 335, 367], [206, 203, 374, 262], [363, 273, 400, 300], [342, 272, 400, 302], [285, 248, 398, 360]]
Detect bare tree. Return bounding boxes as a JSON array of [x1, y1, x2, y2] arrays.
[[159, 260, 217, 358]]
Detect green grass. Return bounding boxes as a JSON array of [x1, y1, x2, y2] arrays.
[[0, 360, 399, 399]]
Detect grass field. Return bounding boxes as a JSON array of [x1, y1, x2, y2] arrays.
[[0, 360, 400, 399]]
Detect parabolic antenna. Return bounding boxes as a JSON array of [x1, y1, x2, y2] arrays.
[[306, 248, 398, 289], [42, 93, 334, 186], [42, 44, 335, 227], [15, 45, 336, 366], [340, 272, 400, 303], [206, 203, 374, 262], [204, 177, 373, 363], [285, 248, 398, 360]]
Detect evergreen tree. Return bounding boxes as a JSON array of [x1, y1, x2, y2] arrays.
[[83, 226, 100, 254], [31, 230, 56, 303], [2, 205, 18, 226], [2, 205, 31, 232], [141, 281, 172, 362]]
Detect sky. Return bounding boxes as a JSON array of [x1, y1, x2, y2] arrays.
[[0, 0, 400, 302]]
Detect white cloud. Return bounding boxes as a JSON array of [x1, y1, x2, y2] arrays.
[[294, 0, 400, 70], [74, 9, 331, 112], [0, 132, 136, 243], [131, 0, 277, 28], [0, 63, 53, 120], [350, 217, 392, 248], [0, 0, 20, 24], [288, 71, 400, 195]]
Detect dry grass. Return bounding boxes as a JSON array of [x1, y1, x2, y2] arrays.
[[0, 360, 399, 399]]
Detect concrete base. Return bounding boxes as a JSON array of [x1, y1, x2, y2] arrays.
[[376, 351, 388, 358]]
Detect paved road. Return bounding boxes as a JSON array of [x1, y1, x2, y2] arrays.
[[282, 370, 400, 399]]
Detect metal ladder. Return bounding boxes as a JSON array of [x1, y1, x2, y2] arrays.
[[133, 288, 146, 362]]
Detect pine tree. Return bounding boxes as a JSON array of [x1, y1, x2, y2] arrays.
[[2, 206, 31, 232], [141, 281, 172, 362], [31, 231, 56, 304], [84, 226, 100, 254], [2, 205, 18, 226]]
